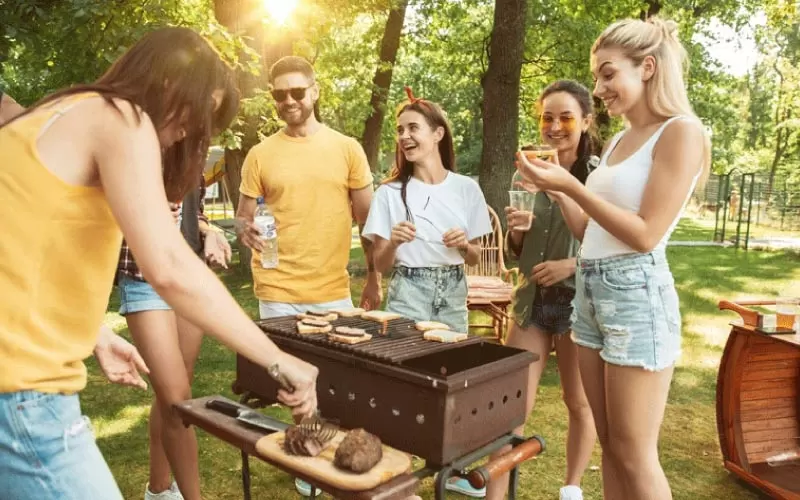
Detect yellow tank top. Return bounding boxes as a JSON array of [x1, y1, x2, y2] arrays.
[[0, 93, 123, 394]]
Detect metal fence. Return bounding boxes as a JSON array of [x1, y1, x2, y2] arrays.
[[689, 171, 800, 248]]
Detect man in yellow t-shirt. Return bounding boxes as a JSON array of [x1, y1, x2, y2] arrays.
[[236, 56, 382, 327]]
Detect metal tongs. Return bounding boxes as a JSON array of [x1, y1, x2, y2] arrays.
[[267, 362, 339, 445]]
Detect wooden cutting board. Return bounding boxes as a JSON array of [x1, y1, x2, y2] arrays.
[[255, 430, 412, 491]]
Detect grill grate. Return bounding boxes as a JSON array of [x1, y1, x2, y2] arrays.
[[256, 315, 483, 363]]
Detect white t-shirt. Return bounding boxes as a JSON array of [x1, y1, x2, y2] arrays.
[[363, 172, 492, 268]]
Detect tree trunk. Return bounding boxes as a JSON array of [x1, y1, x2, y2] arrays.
[[213, 0, 270, 214], [769, 109, 789, 194], [478, 0, 527, 227], [768, 64, 787, 194], [361, 0, 409, 173]]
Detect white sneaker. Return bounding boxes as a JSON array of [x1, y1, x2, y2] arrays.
[[145, 481, 184, 500], [560, 485, 583, 500]]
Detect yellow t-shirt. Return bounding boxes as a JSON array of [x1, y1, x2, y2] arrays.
[[240, 125, 373, 303], [0, 93, 123, 394]]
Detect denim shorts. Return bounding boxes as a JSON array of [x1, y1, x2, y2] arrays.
[[0, 391, 123, 499], [528, 287, 575, 335], [117, 274, 171, 316], [570, 251, 681, 371], [386, 265, 468, 332]]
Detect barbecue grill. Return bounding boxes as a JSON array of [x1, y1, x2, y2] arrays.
[[229, 314, 543, 498]]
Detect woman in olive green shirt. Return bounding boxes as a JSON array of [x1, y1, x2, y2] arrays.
[[486, 80, 599, 500]]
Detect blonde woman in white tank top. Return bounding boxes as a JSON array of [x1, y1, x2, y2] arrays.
[[515, 18, 709, 500]]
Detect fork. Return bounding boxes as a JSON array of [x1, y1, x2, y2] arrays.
[[297, 415, 339, 445]]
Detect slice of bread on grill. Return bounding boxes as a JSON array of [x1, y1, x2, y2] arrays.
[[297, 311, 338, 322], [296, 319, 332, 334], [415, 321, 450, 332], [328, 327, 372, 344], [423, 329, 468, 343], [329, 307, 365, 318], [360, 310, 401, 322]]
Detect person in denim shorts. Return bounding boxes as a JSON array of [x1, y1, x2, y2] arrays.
[[364, 89, 491, 333], [0, 28, 320, 500], [516, 17, 710, 500], [363, 89, 492, 497], [116, 177, 234, 500], [487, 81, 599, 500]]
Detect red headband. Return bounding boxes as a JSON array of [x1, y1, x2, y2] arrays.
[[403, 86, 431, 112]]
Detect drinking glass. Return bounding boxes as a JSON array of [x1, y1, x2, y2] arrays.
[[508, 190, 535, 231], [776, 294, 800, 331]]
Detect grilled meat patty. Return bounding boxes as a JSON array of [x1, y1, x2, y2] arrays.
[[334, 428, 383, 473]]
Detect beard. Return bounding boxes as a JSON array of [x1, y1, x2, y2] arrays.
[[279, 103, 314, 126]]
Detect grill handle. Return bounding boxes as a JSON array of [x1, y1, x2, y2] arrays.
[[466, 435, 545, 489]]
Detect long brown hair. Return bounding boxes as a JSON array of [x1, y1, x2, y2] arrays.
[[2, 27, 240, 201], [388, 87, 456, 221]]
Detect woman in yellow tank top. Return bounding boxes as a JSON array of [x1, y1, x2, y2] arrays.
[[0, 27, 319, 500]]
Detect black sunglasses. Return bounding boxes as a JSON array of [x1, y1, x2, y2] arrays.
[[270, 85, 313, 102]]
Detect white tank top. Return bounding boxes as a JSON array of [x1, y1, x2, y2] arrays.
[[580, 116, 700, 259]]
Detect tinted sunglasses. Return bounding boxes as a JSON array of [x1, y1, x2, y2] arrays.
[[539, 114, 577, 132], [270, 85, 313, 102]]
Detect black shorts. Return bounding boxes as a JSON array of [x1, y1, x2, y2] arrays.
[[529, 286, 575, 335]]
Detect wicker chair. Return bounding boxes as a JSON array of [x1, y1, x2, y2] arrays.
[[465, 206, 518, 343]]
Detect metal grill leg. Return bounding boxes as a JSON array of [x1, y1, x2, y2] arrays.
[[434, 467, 454, 500], [239, 393, 253, 500], [241, 450, 251, 500], [508, 464, 520, 500]]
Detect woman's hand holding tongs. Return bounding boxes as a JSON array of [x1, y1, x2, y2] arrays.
[[271, 352, 320, 420]]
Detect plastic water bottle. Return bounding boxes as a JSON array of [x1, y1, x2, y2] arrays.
[[254, 197, 278, 269]]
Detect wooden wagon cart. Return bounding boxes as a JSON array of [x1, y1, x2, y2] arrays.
[[717, 299, 800, 499]]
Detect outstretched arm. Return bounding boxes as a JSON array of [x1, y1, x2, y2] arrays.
[[520, 120, 704, 252], [93, 99, 317, 416]]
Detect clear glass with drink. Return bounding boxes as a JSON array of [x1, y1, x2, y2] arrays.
[[508, 190, 535, 231], [776, 291, 799, 331]]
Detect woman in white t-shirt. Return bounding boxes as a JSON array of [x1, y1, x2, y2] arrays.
[[516, 18, 709, 499], [363, 90, 492, 333]]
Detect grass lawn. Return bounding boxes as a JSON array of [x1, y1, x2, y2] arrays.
[[87, 218, 799, 499], [672, 212, 800, 243]]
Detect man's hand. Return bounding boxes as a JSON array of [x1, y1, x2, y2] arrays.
[[204, 230, 232, 269], [531, 259, 576, 288], [234, 217, 264, 252], [94, 327, 150, 390], [360, 274, 383, 310]]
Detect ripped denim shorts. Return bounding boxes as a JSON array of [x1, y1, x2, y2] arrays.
[[570, 250, 682, 371]]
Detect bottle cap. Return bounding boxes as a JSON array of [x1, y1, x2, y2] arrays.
[[256, 196, 265, 205]]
